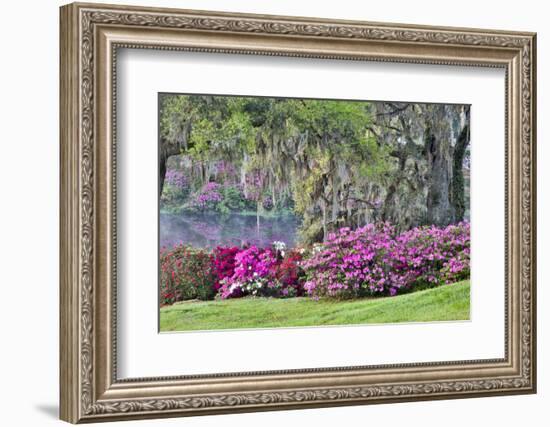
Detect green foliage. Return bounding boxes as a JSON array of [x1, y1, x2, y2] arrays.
[[220, 185, 251, 212], [291, 150, 329, 216], [293, 99, 371, 136], [160, 183, 188, 212]]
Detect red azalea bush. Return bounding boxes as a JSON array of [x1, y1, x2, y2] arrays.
[[160, 244, 217, 304], [274, 249, 305, 297], [212, 246, 240, 291]]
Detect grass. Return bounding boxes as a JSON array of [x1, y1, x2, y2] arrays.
[[159, 280, 470, 332]]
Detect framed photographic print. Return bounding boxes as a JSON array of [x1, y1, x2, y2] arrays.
[[59, 2, 537, 423]]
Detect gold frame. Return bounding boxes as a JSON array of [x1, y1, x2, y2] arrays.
[[60, 2, 537, 423]]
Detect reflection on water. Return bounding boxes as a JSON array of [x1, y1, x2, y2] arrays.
[[160, 212, 300, 250]]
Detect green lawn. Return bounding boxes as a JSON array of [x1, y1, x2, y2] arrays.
[[160, 280, 470, 332]]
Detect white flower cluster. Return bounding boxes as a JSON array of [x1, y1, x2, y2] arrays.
[[241, 278, 266, 296], [272, 240, 286, 257], [311, 243, 323, 254]]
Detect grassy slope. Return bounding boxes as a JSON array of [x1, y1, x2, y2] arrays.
[[160, 280, 470, 332]]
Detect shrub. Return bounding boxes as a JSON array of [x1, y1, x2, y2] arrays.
[[302, 221, 470, 299], [274, 249, 305, 297], [212, 246, 240, 291], [165, 169, 189, 189], [160, 242, 306, 304], [190, 182, 223, 209], [216, 244, 305, 299], [391, 221, 470, 290], [262, 195, 274, 211], [221, 185, 251, 211], [161, 171, 189, 207], [217, 246, 277, 299], [160, 245, 216, 304], [301, 223, 394, 299]]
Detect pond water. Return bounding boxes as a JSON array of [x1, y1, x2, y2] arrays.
[[160, 212, 301, 250]]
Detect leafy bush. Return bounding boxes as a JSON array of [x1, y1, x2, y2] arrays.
[[160, 245, 216, 304], [160, 184, 186, 210], [221, 185, 252, 211]]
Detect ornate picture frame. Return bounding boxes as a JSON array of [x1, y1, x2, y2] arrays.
[[60, 2, 536, 423]]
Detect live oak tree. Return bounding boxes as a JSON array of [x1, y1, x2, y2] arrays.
[[371, 102, 470, 229], [159, 94, 470, 243]]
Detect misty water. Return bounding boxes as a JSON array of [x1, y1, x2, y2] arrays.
[[160, 212, 301, 250]]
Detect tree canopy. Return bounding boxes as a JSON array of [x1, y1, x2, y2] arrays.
[[159, 94, 470, 244]]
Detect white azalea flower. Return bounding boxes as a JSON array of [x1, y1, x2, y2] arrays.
[[273, 241, 286, 252]]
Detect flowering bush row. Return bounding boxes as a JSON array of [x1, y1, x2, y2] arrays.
[[160, 242, 305, 305], [159, 221, 470, 305]]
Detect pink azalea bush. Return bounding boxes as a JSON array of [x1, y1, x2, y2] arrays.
[[165, 169, 188, 189], [161, 169, 190, 208], [302, 221, 470, 299], [191, 182, 223, 209], [216, 244, 305, 299]]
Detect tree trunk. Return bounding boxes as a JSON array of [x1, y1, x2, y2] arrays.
[[382, 153, 406, 225], [425, 127, 454, 226], [269, 173, 276, 208], [321, 198, 327, 240], [159, 154, 167, 197], [158, 122, 191, 196], [331, 168, 339, 226], [256, 199, 261, 236], [240, 161, 247, 198], [451, 115, 470, 222]]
